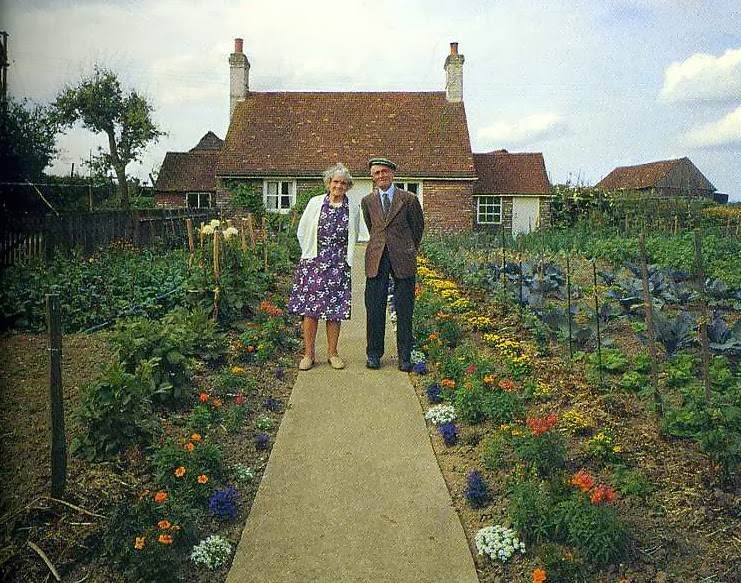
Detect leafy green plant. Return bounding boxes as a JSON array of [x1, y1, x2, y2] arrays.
[[609, 464, 653, 498], [72, 362, 159, 461], [110, 307, 225, 403], [587, 348, 628, 375]]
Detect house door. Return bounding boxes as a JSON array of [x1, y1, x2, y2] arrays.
[[347, 179, 372, 241], [512, 197, 539, 236]]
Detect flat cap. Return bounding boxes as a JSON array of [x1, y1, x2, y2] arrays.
[[368, 157, 397, 171]]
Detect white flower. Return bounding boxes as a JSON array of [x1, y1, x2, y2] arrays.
[[190, 535, 233, 569], [200, 224, 216, 236], [424, 404, 456, 425], [223, 226, 239, 240], [233, 463, 255, 484], [474, 525, 526, 563], [209, 219, 221, 228]]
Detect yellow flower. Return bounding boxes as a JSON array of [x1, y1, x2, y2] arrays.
[[134, 536, 145, 550]]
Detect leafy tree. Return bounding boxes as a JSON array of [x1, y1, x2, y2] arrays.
[[0, 96, 58, 182], [53, 66, 164, 209]]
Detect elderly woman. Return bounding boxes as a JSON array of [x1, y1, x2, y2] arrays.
[[287, 162, 360, 370]]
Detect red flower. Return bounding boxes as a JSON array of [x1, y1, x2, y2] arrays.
[[199, 393, 209, 403], [235, 393, 245, 406]]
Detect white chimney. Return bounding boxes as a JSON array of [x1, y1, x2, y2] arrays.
[[444, 42, 464, 103], [229, 38, 250, 118]]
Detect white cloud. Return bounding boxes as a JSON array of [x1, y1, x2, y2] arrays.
[[476, 113, 564, 145], [661, 48, 741, 102], [684, 107, 741, 148]]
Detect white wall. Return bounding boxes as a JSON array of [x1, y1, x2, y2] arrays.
[[347, 179, 373, 241]]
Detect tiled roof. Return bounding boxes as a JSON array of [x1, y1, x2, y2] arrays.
[[472, 150, 551, 195], [596, 158, 684, 190], [217, 92, 476, 178], [155, 150, 219, 192], [155, 132, 222, 192], [191, 131, 224, 151]]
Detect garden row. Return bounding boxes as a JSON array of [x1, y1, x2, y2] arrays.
[[1, 220, 304, 582], [409, 235, 740, 581]]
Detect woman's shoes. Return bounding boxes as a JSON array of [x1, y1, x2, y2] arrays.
[[328, 355, 346, 370], [298, 355, 314, 371]]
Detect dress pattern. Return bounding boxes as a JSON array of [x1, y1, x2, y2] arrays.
[[287, 196, 352, 320]]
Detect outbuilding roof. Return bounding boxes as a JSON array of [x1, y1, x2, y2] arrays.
[[472, 150, 551, 195]]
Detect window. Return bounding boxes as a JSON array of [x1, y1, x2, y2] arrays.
[[394, 182, 420, 195], [476, 195, 502, 224], [187, 192, 213, 208], [264, 180, 295, 213]]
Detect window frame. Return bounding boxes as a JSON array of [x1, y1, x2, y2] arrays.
[[263, 179, 296, 214], [186, 192, 213, 209], [476, 195, 503, 225]]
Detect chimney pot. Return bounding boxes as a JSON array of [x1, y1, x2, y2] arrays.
[[234, 38, 243, 54], [450, 42, 458, 55]]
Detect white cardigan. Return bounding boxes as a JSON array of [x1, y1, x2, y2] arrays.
[[296, 195, 361, 267]]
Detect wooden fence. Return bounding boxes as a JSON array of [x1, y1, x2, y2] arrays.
[[0, 208, 218, 266]]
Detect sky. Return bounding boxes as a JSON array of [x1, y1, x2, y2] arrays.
[[2, 0, 740, 201]]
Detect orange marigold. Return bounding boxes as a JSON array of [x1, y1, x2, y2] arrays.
[[185, 442, 195, 453], [158, 534, 174, 545], [440, 378, 456, 389], [199, 393, 209, 403], [532, 568, 547, 583], [498, 379, 516, 391], [571, 469, 595, 493], [157, 520, 171, 529], [197, 474, 209, 484], [191, 433, 202, 441], [154, 491, 168, 503], [212, 398, 223, 408], [590, 484, 617, 505], [174, 466, 186, 478]]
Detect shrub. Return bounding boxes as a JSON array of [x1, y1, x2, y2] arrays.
[[72, 362, 159, 461]]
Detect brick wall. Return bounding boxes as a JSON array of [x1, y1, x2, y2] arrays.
[[154, 193, 186, 208], [422, 181, 474, 235]]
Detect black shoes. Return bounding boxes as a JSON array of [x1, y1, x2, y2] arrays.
[[398, 360, 411, 372], [366, 356, 381, 369]]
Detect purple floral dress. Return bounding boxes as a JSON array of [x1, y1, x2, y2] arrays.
[[287, 196, 352, 321]]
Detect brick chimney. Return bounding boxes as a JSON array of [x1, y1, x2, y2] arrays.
[[229, 38, 250, 118], [444, 42, 464, 103]]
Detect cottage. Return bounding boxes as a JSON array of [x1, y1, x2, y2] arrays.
[[155, 39, 555, 236], [472, 150, 552, 235], [596, 157, 727, 204], [154, 131, 223, 208]]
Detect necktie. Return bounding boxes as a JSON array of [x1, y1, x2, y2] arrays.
[[382, 192, 390, 215]]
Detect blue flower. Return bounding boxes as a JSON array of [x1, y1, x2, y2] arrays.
[[264, 397, 282, 411], [464, 469, 489, 508], [208, 486, 239, 521], [425, 382, 442, 403], [254, 432, 270, 450], [412, 362, 428, 375], [437, 422, 458, 446]]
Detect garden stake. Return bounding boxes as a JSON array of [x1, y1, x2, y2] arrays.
[[638, 233, 662, 415], [262, 216, 268, 271], [46, 294, 67, 499], [693, 229, 711, 402], [591, 260, 603, 390], [185, 218, 195, 253], [566, 252, 573, 359]]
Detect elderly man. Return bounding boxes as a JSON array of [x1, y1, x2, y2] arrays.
[[361, 157, 425, 371]]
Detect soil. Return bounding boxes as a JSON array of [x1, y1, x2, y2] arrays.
[[1, 325, 739, 582]]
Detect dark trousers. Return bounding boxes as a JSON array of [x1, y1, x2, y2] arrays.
[[365, 249, 416, 362]]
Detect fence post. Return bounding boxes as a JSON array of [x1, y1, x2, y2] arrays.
[[693, 229, 711, 402], [591, 261, 603, 389], [566, 253, 573, 358], [638, 233, 662, 414], [46, 294, 67, 498], [185, 218, 195, 253], [262, 216, 269, 271]]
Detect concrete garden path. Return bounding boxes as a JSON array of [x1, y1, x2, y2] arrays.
[[226, 243, 480, 583]]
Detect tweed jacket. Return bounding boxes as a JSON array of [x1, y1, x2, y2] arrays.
[[361, 187, 425, 279]]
